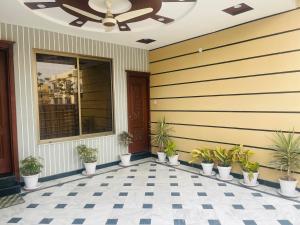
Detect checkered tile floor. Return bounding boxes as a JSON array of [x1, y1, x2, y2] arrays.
[[1, 161, 300, 225]]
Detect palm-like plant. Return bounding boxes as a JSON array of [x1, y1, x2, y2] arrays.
[[270, 131, 300, 181], [152, 117, 172, 152]]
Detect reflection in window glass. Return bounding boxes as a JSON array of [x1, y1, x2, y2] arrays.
[[79, 58, 113, 135], [36, 54, 79, 140]]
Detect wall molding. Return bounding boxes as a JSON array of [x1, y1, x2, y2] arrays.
[[150, 90, 300, 100], [150, 70, 300, 88], [151, 109, 300, 114], [150, 122, 300, 134]]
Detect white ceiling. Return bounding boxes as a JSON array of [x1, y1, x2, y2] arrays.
[[0, 0, 297, 50]]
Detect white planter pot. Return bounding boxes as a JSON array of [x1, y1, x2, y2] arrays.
[[157, 152, 166, 162], [217, 166, 232, 180], [23, 174, 39, 189], [279, 178, 298, 196], [120, 153, 131, 166], [168, 154, 179, 165], [243, 171, 259, 186], [84, 162, 97, 175], [201, 163, 214, 176]]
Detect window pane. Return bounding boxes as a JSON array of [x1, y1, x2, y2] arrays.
[[36, 54, 79, 140], [79, 58, 113, 134]]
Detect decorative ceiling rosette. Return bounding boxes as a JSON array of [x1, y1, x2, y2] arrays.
[[19, 0, 197, 32]]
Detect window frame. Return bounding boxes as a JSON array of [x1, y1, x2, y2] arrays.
[[32, 49, 115, 144]]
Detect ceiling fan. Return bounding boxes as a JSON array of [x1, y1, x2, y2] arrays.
[[63, 0, 154, 32]]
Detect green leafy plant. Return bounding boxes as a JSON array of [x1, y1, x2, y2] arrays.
[[119, 131, 133, 147], [190, 148, 214, 164], [164, 140, 177, 157], [152, 117, 172, 152], [20, 156, 43, 176], [270, 131, 300, 181], [76, 145, 98, 163], [236, 146, 259, 181], [213, 146, 240, 167]]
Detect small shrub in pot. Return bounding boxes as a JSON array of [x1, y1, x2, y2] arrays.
[[119, 131, 133, 166], [213, 146, 239, 180], [152, 117, 172, 162], [190, 148, 214, 176], [164, 140, 178, 165], [237, 147, 260, 186], [20, 156, 43, 190], [76, 145, 98, 175], [270, 131, 300, 196]]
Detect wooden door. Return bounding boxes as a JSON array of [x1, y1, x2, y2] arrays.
[[127, 71, 150, 154], [0, 50, 12, 174]]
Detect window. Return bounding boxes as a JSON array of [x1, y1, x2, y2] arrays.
[[35, 52, 114, 141]]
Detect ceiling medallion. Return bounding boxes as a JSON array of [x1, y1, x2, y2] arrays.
[[19, 0, 197, 32]]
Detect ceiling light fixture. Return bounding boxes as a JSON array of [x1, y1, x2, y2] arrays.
[[37, 4, 46, 8], [233, 4, 242, 9]]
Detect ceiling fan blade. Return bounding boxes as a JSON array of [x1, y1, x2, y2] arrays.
[[115, 8, 153, 23], [62, 4, 102, 21]]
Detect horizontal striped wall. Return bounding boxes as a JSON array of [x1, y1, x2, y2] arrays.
[[149, 8, 300, 186], [0, 22, 148, 178]]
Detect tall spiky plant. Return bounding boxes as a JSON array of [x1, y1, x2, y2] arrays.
[[270, 131, 300, 181], [152, 117, 172, 152]]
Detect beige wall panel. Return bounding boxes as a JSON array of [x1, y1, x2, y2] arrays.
[[149, 9, 300, 62], [159, 125, 277, 149], [150, 31, 300, 74], [150, 72, 300, 98], [167, 137, 237, 152], [151, 93, 300, 111], [151, 112, 300, 132], [150, 10, 300, 186], [150, 52, 300, 87]]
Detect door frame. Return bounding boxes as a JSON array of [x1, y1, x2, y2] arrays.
[[0, 40, 19, 179], [126, 70, 150, 154]]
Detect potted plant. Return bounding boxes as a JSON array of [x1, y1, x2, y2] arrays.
[[213, 146, 239, 180], [165, 140, 179, 165], [152, 117, 172, 163], [76, 145, 98, 175], [190, 148, 215, 176], [270, 131, 300, 197], [119, 131, 133, 166], [20, 156, 43, 190], [237, 146, 260, 186]]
